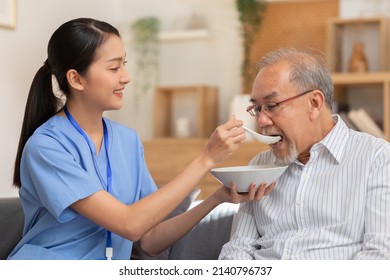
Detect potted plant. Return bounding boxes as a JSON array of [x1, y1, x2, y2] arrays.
[[236, 0, 267, 93], [131, 16, 160, 107]]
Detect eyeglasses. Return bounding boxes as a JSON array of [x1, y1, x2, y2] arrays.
[[246, 89, 315, 117]]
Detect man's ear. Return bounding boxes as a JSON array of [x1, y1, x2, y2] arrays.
[[66, 69, 84, 91], [309, 90, 325, 120]]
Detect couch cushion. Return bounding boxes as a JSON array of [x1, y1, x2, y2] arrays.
[[131, 188, 201, 260], [0, 197, 24, 260], [168, 202, 239, 260]]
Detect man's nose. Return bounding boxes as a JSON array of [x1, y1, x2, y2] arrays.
[[257, 110, 274, 128]]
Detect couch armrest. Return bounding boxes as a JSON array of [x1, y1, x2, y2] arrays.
[[0, 197, 24, 260]]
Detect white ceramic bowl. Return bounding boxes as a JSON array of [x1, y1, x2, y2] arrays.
[[210, 165, 288, 192]]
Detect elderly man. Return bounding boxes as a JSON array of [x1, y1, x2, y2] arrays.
[[219, 48, 390, 260]]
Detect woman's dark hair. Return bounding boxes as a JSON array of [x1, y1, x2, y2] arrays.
[[13, 18, 120, 187]]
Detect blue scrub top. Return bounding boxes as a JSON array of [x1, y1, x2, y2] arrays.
[[8, 116, 158, 260]]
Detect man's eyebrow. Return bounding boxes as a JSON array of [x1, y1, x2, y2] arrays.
[[250, 92, 279, 104]]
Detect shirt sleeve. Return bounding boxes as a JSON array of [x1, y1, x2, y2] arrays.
[[218, 201, 259, 260], [353, 145, 390, 259], [138, 141, 158, 199]]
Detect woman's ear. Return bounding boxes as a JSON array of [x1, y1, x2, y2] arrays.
[[66, 69, 84, 91]]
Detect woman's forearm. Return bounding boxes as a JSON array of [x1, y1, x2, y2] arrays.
[[138, 193, 222, 256]]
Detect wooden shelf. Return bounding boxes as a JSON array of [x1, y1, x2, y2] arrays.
[[327, 17, 390, 142], [326, 17, 390, 72], [125, 29, 210, 44], [158, 29, 209, 41], [153, 85, 218, 138], [332, 72, 390, 84], [332, 72, 390, 141]]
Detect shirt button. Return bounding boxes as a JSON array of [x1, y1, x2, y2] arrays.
[[296, 201, 303, 207], [284, 255, 291, 260]]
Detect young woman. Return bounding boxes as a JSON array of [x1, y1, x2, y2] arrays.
[[9, 18, 274, 260]]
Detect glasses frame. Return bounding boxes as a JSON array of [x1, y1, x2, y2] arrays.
[[246, 89, 315, 117]]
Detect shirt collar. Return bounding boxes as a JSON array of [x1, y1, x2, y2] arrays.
[[314, 114, 349, 164]]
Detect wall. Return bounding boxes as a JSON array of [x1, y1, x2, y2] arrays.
[[340, 0, 390, 18]]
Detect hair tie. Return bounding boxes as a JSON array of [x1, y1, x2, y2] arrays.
[[44, 59, 52, 72]]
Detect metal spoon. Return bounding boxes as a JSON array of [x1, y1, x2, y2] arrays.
[[242, 126, 282, 144]]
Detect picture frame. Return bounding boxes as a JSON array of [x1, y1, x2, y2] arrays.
[[0, 0, 16, 29]]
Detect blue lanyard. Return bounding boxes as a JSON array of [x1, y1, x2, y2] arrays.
[[63, 106, 113, 259]]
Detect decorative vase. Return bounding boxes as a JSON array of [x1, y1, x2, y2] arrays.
[[348, 42, 369, 73]]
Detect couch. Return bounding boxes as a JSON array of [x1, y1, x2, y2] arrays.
[[167, 201, 238, 259], [0, 197, 24, 260], [132, 196, 239, 260], [0, 190, 238, 260]]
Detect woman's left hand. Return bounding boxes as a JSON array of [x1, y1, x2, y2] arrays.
[[213, 182, 276, 204]]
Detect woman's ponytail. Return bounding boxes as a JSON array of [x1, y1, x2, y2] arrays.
[[13, 60, 62, 187]]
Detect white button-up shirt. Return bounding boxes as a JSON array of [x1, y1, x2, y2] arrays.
[[219, 115, 390, 260]]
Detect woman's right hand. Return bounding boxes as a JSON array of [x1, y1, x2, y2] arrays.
[[200, 115, 246, 169]]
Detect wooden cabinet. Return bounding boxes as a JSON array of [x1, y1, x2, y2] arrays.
[[153, 85, 218, 138], [327, 17, 390, 141], [326, 17, 390, 72], [332, 72, 390, 141], [143, 139, 270, 199]]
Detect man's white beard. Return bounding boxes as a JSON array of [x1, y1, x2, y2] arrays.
[[273, 141, 298, 165]]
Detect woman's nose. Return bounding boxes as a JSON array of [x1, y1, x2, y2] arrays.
[[121, 68, 131, 84]]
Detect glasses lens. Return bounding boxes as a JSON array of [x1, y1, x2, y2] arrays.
[[263, 102, 277, 112], [252, 106, 260, 116], [247, 106, 255, 116]]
